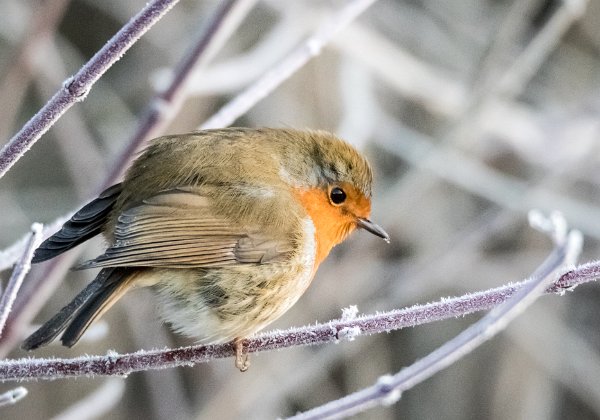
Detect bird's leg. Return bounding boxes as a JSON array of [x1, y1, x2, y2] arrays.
[[233, 337, 250, 372]]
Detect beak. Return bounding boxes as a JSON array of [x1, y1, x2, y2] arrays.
[[356, 218, 390, 243]]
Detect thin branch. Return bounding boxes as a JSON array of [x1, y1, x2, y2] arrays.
[[0, 224, 43, 337], [0, 386, 27, 407], [0, 213, 68, 272], [0, 0, 180, 180], [200, 0, 380, 130], [0, 244, 597, 382]]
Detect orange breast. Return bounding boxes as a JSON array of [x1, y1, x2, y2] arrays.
[[292, 188, 355, 270]]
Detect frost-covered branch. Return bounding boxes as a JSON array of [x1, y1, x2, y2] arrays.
[[0, 224, 43, 337], [0, 218, 67, 272], [1, 252, 597, 382], [0, 0, 180, 180]]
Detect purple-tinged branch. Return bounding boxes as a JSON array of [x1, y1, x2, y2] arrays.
[[0, 0, 180, 180], [0, 256, 596, 383], [0, 217, 68, 272]]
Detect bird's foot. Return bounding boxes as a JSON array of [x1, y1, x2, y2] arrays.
[[233, 338, 250, 372]]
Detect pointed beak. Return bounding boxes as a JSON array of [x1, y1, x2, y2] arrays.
[[356, 218, 390, 243]]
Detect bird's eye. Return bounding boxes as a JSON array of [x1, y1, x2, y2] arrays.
[[329, 187, 346, 205]]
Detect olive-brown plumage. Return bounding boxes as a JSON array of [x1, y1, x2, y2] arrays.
[[23, 128, 388, 370]]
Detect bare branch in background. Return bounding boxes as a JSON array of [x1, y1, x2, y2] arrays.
[[200, 0, 379, 130], [497, 0, 588, 98], [0, 387, 27, 408], [0, 216, 68, 273], [0, 0, 180, 179]]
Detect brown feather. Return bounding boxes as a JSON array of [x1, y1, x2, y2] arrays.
[[78, 188, 293, 269]]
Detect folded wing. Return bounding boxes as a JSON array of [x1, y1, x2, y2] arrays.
[[78, 187, 293, 269]]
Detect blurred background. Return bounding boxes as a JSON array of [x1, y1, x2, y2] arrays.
[[2, 0, 600, 419]]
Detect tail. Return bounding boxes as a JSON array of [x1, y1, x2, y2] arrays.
[[32, 183, 122, 263], [22, 267, 135, 350]]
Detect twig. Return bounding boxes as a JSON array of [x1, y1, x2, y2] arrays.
[[0, 0, 180, 180], [0, 212, 69, 272], [0, 386, 27, 407], [0, 236, 596, 382], [200, 0, 380, 130], [0, 224, 43, 337], [287, 213, 581, 419]]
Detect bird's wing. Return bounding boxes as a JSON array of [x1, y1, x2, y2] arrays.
[[78, 188, 294, 269]]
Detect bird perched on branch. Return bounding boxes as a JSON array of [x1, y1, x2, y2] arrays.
[[23, 128, 388, 371]]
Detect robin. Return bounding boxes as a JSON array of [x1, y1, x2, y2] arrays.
[[22, 128, 389, 371]]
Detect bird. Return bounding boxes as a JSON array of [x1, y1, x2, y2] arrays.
[[22, 127, 389, 371]]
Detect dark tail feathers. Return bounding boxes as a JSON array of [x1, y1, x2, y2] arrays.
[[32, 183, 122, 263], [22, 267, 132, 350]]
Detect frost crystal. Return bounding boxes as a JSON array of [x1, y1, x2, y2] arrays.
[[341, 305, 359, 321], [105, 350, 119, 365], [337, 326, 361, 341]]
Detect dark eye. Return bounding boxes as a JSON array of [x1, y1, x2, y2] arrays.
[[329, 187, 346, 205]]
